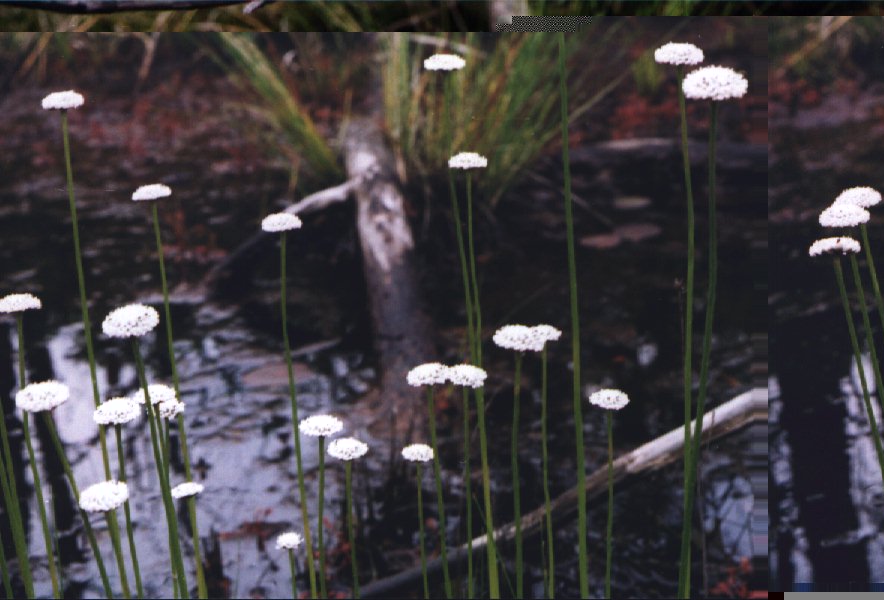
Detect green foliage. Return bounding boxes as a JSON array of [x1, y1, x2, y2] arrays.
[[632, 51, 663, 97]]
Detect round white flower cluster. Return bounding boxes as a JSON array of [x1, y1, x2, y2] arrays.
[[261, 213, 303, 233], [276, 531, 303, 551], [406, 362, 450, 387], [79, 480, 129, 513], [328, 437, 369, 461], [447, 364, 487, 388], [448, 152, 488, 170], [0, 293, 41, 314], [132, 183, 172, 202], [809, 237, 861, 257], [401, 443, 434, 463], [299, 414, 344, 438], [93, 397, 140, 426], [682, 66, 748, 101], [132, 383, 176, 405], [588, 388, 630, 411], [493, 324, 544, 352], [423, 53, 466, 71], [158, 399, 185, 421], [819, 203, 870, 228], [834, 186, 882, 209], [654, 42, 704, 66], [41, 90, 84, 111], [171, 481, 204, 499], [16, 380, 70, 413], [102, 304, 160, 338]]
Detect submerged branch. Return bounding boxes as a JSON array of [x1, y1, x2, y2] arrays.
[[360, 388, 767, 598]]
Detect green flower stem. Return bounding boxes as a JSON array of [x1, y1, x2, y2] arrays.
[[21, 414, 60, 599], [105, 510, 131, 599], [416, 463, 429, 600], [558, 32, 588, 599], [287, 549, 298, 600], [541, 347, 555, 599], [675, 64, 697, 563], [114, 426, 143, 598], [678, 100, 719, 599], [150, 202, 208, 600], [426, 387, 452, 598], [604, 411, 614, 599], [511, 353, 524, 598], [847, 256, 884, 483], [860, 224, 884, 338], [473, 384, 498, 599], [132, 342, 189, 599], [317, 436, 328, 599], [60, 112, 112, 481], [465, 173, 482, 365], [5, 316, 34, 598], [461, 388, 473, 598], [41, 413, 113, 599], [279, 230, 318, 599], [345, 461, 359, 598], [0, 511, 12, 598]]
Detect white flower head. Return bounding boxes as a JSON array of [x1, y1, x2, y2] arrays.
[[682, 66, 748, 101], [79, 480, 128, 513], [809, 236, 861, 257], [299, 414, 344, 438], [42, 90, 84, 111], [448, 152, 488, 170], [16, 381, 70, 413], [276, 531, 303, 551], [401, 443, 434, 463], [171, 481, 204, 499], [328, 437, 369, 461], [588, 388, 630, 411], [447, 364, 487, 388], [261, 213, 303, 233], [654, 42, 704, 66], [493, 324, 544, 353], [531, 324, 562, 346], [102, 304, 160, 338], [819, 203, 870, 228], [132, 383, 176, 406], [132, 183, 172, 202], [93, 397, 140, 426], [834, 186, 882, 209], [424, 53, 466, 71], [158, 399, 185, 421], [0, 293, 42, 314], [406, 362, 450, 387]]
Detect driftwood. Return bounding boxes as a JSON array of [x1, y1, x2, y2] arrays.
[[360, 388, 768, 598]]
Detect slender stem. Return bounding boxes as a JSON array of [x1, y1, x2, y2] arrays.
[[318, 437, 328, 599], [605, 411, 614, 599], [288, 549, 298, 600], [60, 111, 112, 480], [541, 347, 555, 599], [426, 387, 452, 598], [558, 32, 588, 599], [511, 353, 523, 598], [416, 463, 429, 600], [345, 462, 359, 598], [115, 426, 144, 598], [847, 255, 884, 483], [676, 65, 697, 571], [678, 100, 719, 599], [279, 231, 318, 599], [473, 384, 498, 599], [41, 413, 113, 599], [0, 507, 12, 599], [151, 202, 207, 600], [462, 387, 473, 598], [466, 173, 482, 365], [133, 342, 190, 599], [860, 224, 884, 341], [105, 510, 131, 599]]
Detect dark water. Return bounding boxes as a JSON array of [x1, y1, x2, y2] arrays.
[[770, 87, 884, 589], [0, 36, 765, 598]]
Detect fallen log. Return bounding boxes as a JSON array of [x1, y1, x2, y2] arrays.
[[360, 387, 768, 598]]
